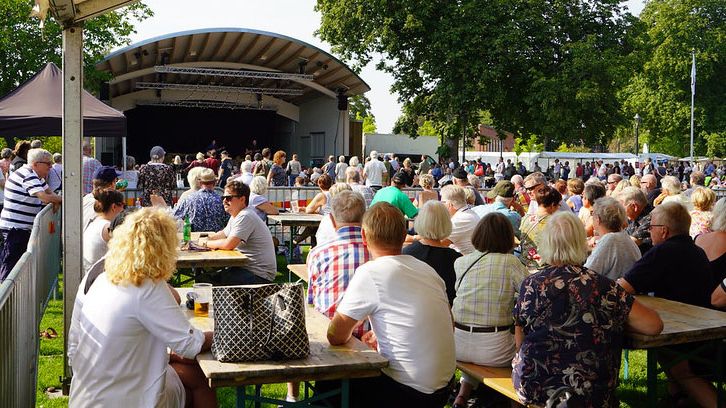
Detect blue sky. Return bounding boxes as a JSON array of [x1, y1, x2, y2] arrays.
[[127, 0, 647, 133]]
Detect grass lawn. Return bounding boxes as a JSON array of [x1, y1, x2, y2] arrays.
[[35, 252, 669, 407]]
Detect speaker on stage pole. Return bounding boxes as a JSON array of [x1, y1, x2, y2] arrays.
[[337, 93, 348, 111]]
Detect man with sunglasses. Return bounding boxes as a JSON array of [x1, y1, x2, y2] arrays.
[[202, 180, 276, 285], [0, 148, 62, 280], [523, 172, 570, 215]]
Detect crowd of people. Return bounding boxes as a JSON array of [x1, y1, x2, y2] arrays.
[[1, 136, 724, 407]]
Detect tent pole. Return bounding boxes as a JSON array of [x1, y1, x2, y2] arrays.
[[122, 136, 127, 173], [61, 23, 84, 395]]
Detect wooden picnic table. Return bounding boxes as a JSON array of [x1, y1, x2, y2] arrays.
[[177, 288, 388, 407], [287, 263, 309, 283], [626, 295, 726, 407], [175, 232, 248, 284], [268, 213, 324, 262]]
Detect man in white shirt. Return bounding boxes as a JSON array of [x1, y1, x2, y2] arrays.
[[363, 150, 387, 190], [440, 185, 480, 255], [327, 202, 455, 408]]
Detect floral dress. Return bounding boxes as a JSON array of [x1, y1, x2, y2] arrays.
[[512, 265, 634, 408], [137, 163, 176, 206], [689, 210, 713, 238]]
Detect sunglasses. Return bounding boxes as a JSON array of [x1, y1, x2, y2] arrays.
[[648, 224, 666, 231], [222, 195, 241, 201]]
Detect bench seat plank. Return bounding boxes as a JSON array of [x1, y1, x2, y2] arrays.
[[456, 361, 519, 403]]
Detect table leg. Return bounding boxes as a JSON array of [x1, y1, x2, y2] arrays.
[[647, 348, 658, 407], [255, 384, 262, 408], [718, 340, 724, 407], [236, 386, 246, 408], [341, 378, 350, 408]]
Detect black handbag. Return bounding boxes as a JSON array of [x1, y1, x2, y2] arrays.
[[211, 283, 310, 362]]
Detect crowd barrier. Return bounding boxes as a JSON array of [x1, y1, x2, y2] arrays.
[[0, 205, 62, 408]]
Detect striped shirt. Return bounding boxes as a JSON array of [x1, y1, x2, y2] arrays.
[[307, 226, 370, 337], [0, 165, 48, 230]]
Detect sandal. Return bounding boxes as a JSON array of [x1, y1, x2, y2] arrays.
[[40, 327, 58, 339]]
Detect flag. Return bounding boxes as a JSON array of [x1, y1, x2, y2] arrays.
[[691, 51, 696, 95]]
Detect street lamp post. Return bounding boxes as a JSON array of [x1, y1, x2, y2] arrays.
[[634, 114, 642, 156]]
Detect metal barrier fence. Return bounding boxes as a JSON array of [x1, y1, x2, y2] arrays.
[[0, 205, 62, 408]]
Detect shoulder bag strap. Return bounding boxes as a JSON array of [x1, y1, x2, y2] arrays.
[[456, 252, 488, 292]]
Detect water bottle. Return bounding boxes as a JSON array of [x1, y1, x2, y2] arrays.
[[183, 215, 191, 243]]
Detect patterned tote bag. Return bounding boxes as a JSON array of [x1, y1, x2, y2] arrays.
[[211, 283, 310, 362]]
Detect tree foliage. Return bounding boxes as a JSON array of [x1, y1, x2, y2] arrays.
[[316, 0, 638, 157], [621, 0, 726, 156]]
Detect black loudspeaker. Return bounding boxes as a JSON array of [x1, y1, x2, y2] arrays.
[[99, 81, 110, 101], [337, 94, 348, 111]]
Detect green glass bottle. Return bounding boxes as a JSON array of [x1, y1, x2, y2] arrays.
[[183, 215, 191, 243]]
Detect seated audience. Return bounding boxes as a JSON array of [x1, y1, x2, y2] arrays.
[[606, 173, 623, 196], [684, 170, 705, 197], [413, 174, 439, 208], [204, 181, 277, 285], [453, 167, 484, 206], [177, 166, 206, 204], [617, 186, 654, 255], [585, 197, 641, 280], [513, 212, 663, 407], [657, 175, 693, 210], [248, 175, 279, 222], [346, 167, 374, 207], [82, 166, 121, 228], [689, 187, 716, 238], [83, 190, 125, 274], [173, 169, 228, 232], [566, 178, 584, 213], [472, 180, 523, 238], [578, 182, 606, 237], [519, 186, 561, 267], [618, 202, 716, 408], [452, 213, 528, 408], [523, 172, 569, 215], [640, 174, 661, 207], [696, 198, 726, 306], [370, 172, 419, 219], [235, 159, 255, 186], [440, 184, 479, 255], [315, 183, 352, 245], [327, 202, 455, 408], [68, 208, 215, 407], [403, 201, 461, 305]]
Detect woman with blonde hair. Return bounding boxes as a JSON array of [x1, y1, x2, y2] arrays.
[[68, 208, 216, 407], [413, 174, 438, 208], [629, 175, 641, 188], [513, 211, 663, 407], [689, 187, 716, 238]]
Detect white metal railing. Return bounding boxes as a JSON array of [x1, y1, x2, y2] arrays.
[[0, 205, 62, 408]]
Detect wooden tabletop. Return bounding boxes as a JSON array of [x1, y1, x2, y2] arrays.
[[177, 288, 388, 387], [626, 295, 726, 349], [176, 232, 248, 269], [287, 264, 309, 283], [268, 213, 323, 227]]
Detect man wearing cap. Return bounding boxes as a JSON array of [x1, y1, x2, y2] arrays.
[[0, 149, 62, 280], [523, 172, 570, 215], [173, 169, 228, 232], [370, 172, 418, 219], [472, 180, 523, 238], [82, 166, 121, 229], [453, 167, 484, 206]]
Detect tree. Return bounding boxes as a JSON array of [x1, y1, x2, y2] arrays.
[[316, 0, 637, 158], [621, 0, 726, 156], [0, 0, 153, 145]]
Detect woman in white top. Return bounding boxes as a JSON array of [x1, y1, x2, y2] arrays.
[[68, 208, 215, 407], [585, 196, 641, 280], [82, 190, 125, 275], [249, 175, 279, 222], [335, 155, 349, 182]]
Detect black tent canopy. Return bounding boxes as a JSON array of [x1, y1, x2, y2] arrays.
[[0, 62, 126, 138]]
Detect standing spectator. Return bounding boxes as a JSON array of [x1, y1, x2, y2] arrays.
[[441, 184, 480, 255], [81, 141, 101, 195], [138, 146, 175, 207], [286, 153, 302, 186], [390, 155, 401, 172], [0, 149, 62, 280], [266, 150, 287, 187], [186, 152, 208, 172], [514, 212, 662, 407], [561, 161, 571, 180], [494, 157, 505, 181], [452, 212, 528, 407], [417, 155, 431, 177], [326, 202, 455, 408], [203, 150, 220, 174], [0, 148, 12, 178], [349, 155, 363, 179], [323, 155, 337, 180], [217, 150, 234, 189], [204, 181, 277, 285], [46, 153, 63, 193], [252, 148, 272, 177], [334, 155, 349, 183], [404, 201, 460, 306], [346, 167, 374, 207], [363, 151, 387, 190], [83, 190, 125, 274], [10, 141, 30, 173], [585, 197, 641, 280], [173, 171, 228, 232], [82, 166, 120, 229], [120, 156, 138, 190], [552, 159, 561, 180], [398, 158, 415, 187], [689, 187, 716, 238], [382, 155, 393, 185]]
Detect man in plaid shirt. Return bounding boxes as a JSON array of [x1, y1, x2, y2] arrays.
[[82, 141, 102, 195], [307, 190, 370, 338]]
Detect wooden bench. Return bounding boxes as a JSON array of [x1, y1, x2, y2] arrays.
[[287, 263, 309, 283], [456, 361, 521, 404]]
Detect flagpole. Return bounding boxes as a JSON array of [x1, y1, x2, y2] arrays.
[[690, 50, 695, 161]]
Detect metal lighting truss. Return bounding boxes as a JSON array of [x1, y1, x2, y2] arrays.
[[136, 100, 278, 111], [135, 82, 304, 96], [154, 65, 314, 81]]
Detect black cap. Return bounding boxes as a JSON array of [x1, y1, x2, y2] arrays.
[[452, 167, 468, 180]]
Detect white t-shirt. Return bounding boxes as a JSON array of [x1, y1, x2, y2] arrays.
[[82, 217, 110, 275], [224, 207, 277, 281], [68, 273, 205, 407], [82, 193, 96, 228], [585, 231, 641, 281], [337, 255, 456, 393], [449, 207, 480, 255], [315, 214, 337, 246], [526, 199, 571, 216], [364, 160, 387, 187]]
